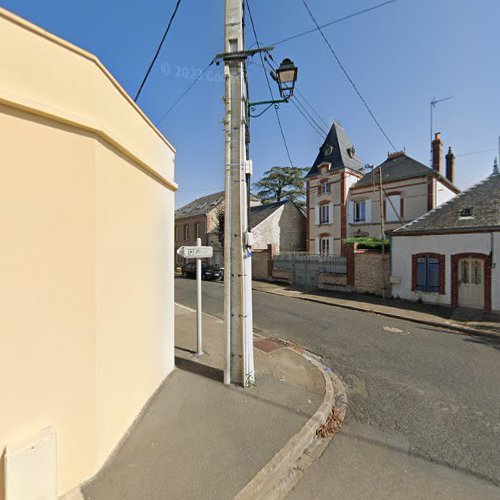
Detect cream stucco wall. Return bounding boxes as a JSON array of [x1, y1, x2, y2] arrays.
[[391, 232, 499, 311], [436, 178, 457, 206], [0, 8, 176, 498], [348, 177, 431, 237]]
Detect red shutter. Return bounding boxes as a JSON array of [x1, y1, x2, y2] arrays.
[[439, 254, 445, 294], [411, 255, 417, 291]]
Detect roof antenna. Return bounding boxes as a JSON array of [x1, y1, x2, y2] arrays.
[[493, 157, 499, 176], [430, 96, 454, 164]]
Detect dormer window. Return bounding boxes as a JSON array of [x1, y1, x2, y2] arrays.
[[459, 207, 474, 219], [347, 146, 356, 158], [323, 144, 333, 157]]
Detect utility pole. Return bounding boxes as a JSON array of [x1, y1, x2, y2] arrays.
[[378, 165, 386, 298], [223, 0, 254, 386]]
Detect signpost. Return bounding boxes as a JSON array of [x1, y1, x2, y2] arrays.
[[177, 238, 213, 356]]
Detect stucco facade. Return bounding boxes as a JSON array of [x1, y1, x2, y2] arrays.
[[391, 232, 499, 312], [347, 175, 456, 238], [0, 8, 176, 498]]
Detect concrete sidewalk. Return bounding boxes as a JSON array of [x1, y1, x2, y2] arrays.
[[82, 304, 342, 500], [251, 281, 500, 338]]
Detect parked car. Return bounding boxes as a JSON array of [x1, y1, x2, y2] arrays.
[[181, 262, 223, 281]]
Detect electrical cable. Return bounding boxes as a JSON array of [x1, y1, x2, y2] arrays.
[[245, 0, 295, 167], [295, 87, 330, 130], [134, 0, 183, 102], [290, 97, 327, 138], [302, 0, 397, 151], [261, 56, 329, 137], [456, 148, 496, 158], [270, 0, 400, 47], [155, 59, 215, 126]]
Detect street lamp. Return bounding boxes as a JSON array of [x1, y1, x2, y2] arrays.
[[275, 58, 298, 99], [247, 55, 298, 118]]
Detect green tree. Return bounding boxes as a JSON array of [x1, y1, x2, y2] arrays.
[[252, 166, 307, 210]]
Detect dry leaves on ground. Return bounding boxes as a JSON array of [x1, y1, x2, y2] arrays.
[[316, 408, 343, 438]]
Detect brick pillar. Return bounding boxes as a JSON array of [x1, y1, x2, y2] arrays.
[[432, 132, 443, 174], [340, 171, 347, 256], [306, 181, 310, 253], [427, 176, 434, 211], [346, 243, 355, 286]]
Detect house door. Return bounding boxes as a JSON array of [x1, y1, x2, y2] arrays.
[[458, 258, 484, 309]]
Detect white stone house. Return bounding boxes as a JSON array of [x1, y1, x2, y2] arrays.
[[250, 200, 306, 252], [391, 163, 499, 313]]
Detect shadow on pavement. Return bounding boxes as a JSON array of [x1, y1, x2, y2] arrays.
[[175, 355, 224, 383]]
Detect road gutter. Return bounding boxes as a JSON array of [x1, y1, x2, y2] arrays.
[[236, 339, 348, 500]]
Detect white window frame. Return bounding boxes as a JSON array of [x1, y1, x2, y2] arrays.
[[184, 224, 189, 241], [195, 222, 200, 239], [354, 200, 366, 222], [320, 205, 329, 224], [175, 225, 179, 242], [321, 181, 329, 194], [320, 237, 330, 256]]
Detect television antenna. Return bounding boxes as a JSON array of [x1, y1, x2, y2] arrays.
[[430, 96, 454, 144]]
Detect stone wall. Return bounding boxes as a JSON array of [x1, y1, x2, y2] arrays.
[[318, 273, 351, 292], [252, 249, 271, 280], [317, 246, 390, 296], [354, 250, 390, 295]]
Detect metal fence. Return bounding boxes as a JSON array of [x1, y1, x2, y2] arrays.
[[273, 253, 347, 288]]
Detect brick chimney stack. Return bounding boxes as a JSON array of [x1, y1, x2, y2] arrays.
[[445, 147, 455, 183], [432, 132, 443, 173]]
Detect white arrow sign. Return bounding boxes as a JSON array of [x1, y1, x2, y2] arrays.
[[177, 246, 213, 259]]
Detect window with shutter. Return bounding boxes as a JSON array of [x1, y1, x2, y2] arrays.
[[320, 205, 330, 224], [416, 256, 441, 292], [386, 194, 401, 222]]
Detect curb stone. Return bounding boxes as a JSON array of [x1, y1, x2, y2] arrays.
[[253, 285, 500, 339], [235, 340, 348, 500]]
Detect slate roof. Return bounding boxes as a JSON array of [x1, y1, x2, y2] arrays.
[[306, 122, 363, 178], [249, 200, 287, 228], [355, 153, 433, 188], [394, 170, 500, 235], [175, 191, 224, 219]]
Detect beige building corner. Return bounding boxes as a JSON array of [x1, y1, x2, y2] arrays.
[[0, 8, 177, 499]]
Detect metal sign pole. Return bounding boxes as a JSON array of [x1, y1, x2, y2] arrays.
[[196, 237, 203, 356]]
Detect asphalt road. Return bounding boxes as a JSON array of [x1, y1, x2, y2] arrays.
[[175, 278, 500, 498]]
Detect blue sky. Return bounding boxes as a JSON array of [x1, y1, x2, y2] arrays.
[[4, 0, 499, 208]]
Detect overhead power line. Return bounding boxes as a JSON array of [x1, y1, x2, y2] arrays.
[[295, 87, 330, 130], [134, 0, 183, 102], [155, 59, 215, 126], [302, 0, 397, 151], [245, 0, 295, 167], [262, 55, 329, 137], [456, 148, 496, 158], [290, 98, 327, 138], [264, 0, 401, 47]]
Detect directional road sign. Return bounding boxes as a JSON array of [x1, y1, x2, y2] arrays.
[[176, 245, 213, 259]]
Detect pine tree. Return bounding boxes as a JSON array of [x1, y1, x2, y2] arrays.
[[252, 166, 307, 210]]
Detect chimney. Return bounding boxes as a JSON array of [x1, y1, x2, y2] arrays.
[[445, 147, 455, 183], [432, 132, 443, 173]]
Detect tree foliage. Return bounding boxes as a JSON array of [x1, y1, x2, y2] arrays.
[[252, 166, 308, 210], [343, 237, 390, 250], [214, 205, 225, 248]]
